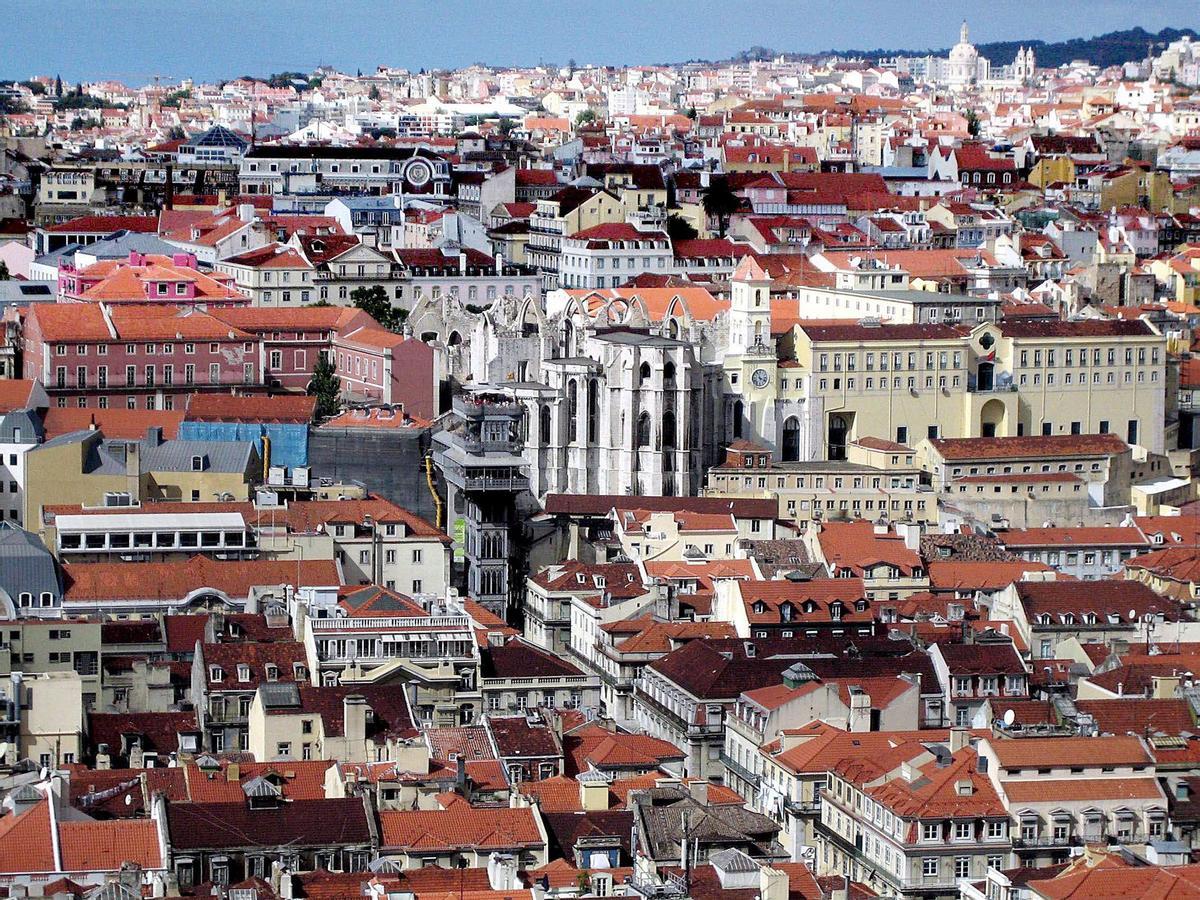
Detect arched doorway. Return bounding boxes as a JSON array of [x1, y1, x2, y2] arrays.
[[828, 414, 849, 460], [782, 417, 801, 462], [980, 398, 1006, 438], [977, 361, 994, 392]]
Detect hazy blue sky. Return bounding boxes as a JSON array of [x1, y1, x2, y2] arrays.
[[2, 0, 1197, 83]]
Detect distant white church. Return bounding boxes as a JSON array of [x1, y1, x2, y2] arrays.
[[896, 22, 1035, 88]]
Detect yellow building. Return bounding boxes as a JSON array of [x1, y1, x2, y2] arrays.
[[248, 684, 426, 765], [704, 438, 935, 526], [18, 671, 84, 767], [1029, 155, 1075, 189], [23, 430, 259, 528], [1148, 247, 1200, 306], [983, 318, 1167, 451], [527, 188, 626, 287]]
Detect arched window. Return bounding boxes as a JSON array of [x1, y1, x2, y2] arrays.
[[782, 416, 800, 462], [732, 400, 744, 439], [639, 362, 652, 385], [539, 404, 551, 444], [637, 413, 652, 447], [562, 319, 575, 355], [663, 361, 676, 385], [662, 411, 676, 448], [587, 380, 599, 443], [447, 331, 462, 347], [566, 380, 578, 442]]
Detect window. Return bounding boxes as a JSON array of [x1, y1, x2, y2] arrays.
[[922, 858, 938, 878], [276, 742, 292, 757], [954, 857, 970, 879]]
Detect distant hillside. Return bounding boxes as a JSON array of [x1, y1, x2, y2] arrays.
[[813, 26, 1199, 69], [701, 26, 1199, 70]]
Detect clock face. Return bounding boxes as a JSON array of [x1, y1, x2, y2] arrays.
[[751, 368, 770, 388], [405, 159, 432, 187]]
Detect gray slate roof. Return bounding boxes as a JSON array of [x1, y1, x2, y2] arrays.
[[0, 524, 61, 605]]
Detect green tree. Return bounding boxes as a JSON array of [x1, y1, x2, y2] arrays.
[[351, 284, 407, 331], [686, 105, 698, 120], [966, 109, 980, 137], [665, 213, 698, 242], [574, 108, 596, 127], [368, 85, 381, 101], [497, 116, 516, 137], [53, 74, 62, 97], [701, 176, 741, 238], [308, 353, 341, 419], [0, 261, 10, 281]]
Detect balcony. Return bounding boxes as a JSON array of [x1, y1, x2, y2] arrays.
[[784, 798, 823, 816], [453, 396, 524, 420], [309, 615, 471, 631], [1013, 834, 1076, 849], [719, 751, 760, 789], [444, 465, 529, 492], [966, 372, 1017, 393]]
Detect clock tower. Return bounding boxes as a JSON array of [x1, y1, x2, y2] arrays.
[[729, 255, 772, 354], [726, 256, 779, 448]]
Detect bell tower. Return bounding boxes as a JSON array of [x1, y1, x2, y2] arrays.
[[729, 255, 772, 354]]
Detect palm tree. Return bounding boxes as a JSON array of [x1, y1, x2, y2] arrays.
[[701, 176, 740, 238]]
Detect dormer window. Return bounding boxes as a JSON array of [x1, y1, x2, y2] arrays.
[[237, 664, 251, 682], [265, 664, 279, 682], [752, 601, 767, 615], [210, 666, 224, 681], [191, 455, 206, 471]]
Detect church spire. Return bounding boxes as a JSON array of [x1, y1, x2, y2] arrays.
[[960, 20, 969, 45]]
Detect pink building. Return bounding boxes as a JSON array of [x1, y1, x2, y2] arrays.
[[24, 303, 259, 411], [333, 325, 437, 421], [58, 251, 249, 307], [208, 306, 373, 393]]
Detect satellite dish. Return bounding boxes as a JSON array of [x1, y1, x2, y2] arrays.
[[1002, 709, 1016, 727], [124, 793, 133, 806], [1129, 609, 1137, 622]]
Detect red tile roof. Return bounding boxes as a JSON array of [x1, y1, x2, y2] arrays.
[[378, 804, 544, 851], [929, 433, 1129, 461], [59, 819, 162, 872], [41, 407, 184, 441], [62, 556, 341, 604], [47, 215, 158, 234], [184, 392, 316, 423]]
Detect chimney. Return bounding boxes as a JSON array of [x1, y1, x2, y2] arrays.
[[343, 694, 368, 750], [950, 727, 970, 753], [238, 203, 256, 222], [96, 743, 112, 770], [687, 780, 709, 805], [848, 689, 871, 733], [129, 741, 144, 769], [578, 770, 610, 811], [458, 250, 468, 275], [1153, 675, 1182, 699], [759, 867, 789, 900], [144, 426, 163, 447]]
